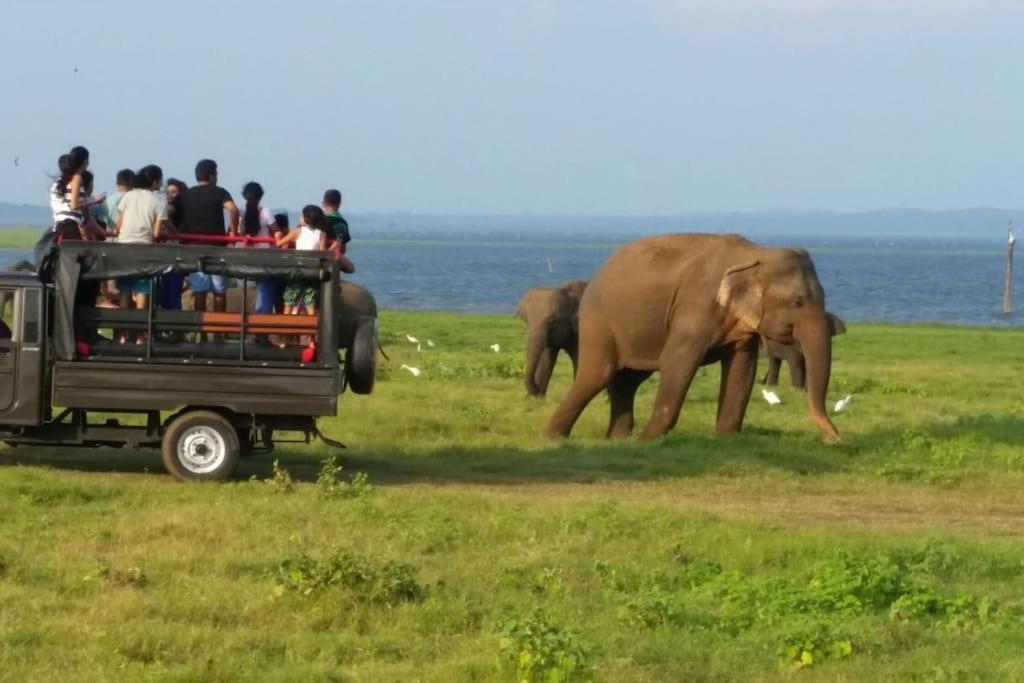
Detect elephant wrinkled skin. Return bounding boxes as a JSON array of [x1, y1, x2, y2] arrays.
[[514, 280, 587, 397], [544, 234, 841, 442], [762, 312, 846, 389]]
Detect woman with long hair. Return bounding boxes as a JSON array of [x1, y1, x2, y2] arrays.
[[157, 178, 189, 315], [241, 181, 278, 319], [165, 178, 188, 229], [50, 146, 105, 239]]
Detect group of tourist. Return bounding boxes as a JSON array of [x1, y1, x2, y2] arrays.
[[49, 145, 353, 344]]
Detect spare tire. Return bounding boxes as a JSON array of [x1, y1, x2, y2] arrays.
[[347, 316, 377, 395]]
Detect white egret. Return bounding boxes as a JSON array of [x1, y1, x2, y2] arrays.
[[400, 364, 422, 377], [834, 394, 854, 413], [489, 343, 501, 352], [427, 340, 436, 347], [405, 334, 419, 344], [761, 389, 782, 405]]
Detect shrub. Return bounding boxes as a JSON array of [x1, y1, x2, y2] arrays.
[[777, 622, 854, 669], [496, 609, 595, 682], [316, 456, 374, 500], [267, 459, 294, 493], [275, 548, 424, 607]]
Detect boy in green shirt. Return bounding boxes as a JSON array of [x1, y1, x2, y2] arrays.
[[322, 188, 351, 251]]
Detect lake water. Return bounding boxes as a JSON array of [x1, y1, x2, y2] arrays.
[[1, 237, 1020, 326]]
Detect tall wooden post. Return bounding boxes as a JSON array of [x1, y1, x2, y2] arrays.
[[1004, 222, 1015, 315]]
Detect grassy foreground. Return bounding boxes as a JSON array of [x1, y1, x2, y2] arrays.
[[2, 313, 1024, 681]]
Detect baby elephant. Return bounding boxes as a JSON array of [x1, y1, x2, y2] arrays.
[[762, 312, 846, 389], [514, 280, 587, 397]]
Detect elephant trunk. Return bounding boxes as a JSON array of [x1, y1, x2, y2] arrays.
[[523, 324, 547, 397], [794, 312, 840, 442]]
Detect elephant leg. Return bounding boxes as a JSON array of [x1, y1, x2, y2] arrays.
[[523, 325, 548, 397], [534, 347, 558, 397], [638, 342, 705, 441], [764, 354, 782, 386], [789, 354, 807, 390], [566, 340, 579, 378], [607, 369, 652, 439], [715, 341, 759, 435], [544, 342, 615, 439]]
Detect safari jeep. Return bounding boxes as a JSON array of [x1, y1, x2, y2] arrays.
[[0, 241, 377, 481]]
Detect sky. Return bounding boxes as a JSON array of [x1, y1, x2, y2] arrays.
[[1, 0, 1023, 214]]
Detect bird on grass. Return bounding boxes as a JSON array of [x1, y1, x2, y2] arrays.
[[489, 343, 501, 352], [761, 389, 782, 405], [400, 364, 422, 377], [405, 334, 419, 343], [426, 339, 435, 348], [834, 394, 854, 414]]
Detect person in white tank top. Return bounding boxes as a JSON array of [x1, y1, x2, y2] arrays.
[[276, 204, 329, 324], [49, 146, 106, 239]]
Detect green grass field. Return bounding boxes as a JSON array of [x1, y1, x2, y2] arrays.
[[2, 313, 1024, 681], [0, 227, 38, 249]]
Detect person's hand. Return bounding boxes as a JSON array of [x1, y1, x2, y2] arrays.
[[91, 193, 107, 205]]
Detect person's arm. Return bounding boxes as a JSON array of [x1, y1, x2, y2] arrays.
[[336, 253, 355, 274], [275, 227, 300, 247], [224, 198, 239, 236], [154, 197, 169, 241], [68, 174, 83, 210], [115, 208, 125, 239]]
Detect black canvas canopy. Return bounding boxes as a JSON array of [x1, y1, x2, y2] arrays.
[[50, 242, 339, 361], [56, 242, 335, 281]]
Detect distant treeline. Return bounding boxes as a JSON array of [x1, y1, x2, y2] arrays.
[[1, 203, 1018, 244]]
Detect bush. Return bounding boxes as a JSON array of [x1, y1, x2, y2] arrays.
[[275, 548, 425, 607], [316, 456, 374, 500], [496, 609, 595, 682], [266, 459, 294, 493], [777, 621, 854, 669]]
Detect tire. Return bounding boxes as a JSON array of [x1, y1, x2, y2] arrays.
[[347, 316, 377, 395], [161, 410, 240, 481]]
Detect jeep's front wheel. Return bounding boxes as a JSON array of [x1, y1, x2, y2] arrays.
[[162, 410, 240, 481]]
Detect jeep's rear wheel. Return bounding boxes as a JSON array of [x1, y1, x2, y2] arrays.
[[162, 410, 240, 481]]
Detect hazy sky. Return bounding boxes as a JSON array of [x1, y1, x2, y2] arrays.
[[1, 0, 1022, 214]]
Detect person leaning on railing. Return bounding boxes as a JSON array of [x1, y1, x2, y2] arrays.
[[113, 164, 168, 344], [49, 146, 107, 241], [158, 178, 189, 314], [179, 159, 239, 319]]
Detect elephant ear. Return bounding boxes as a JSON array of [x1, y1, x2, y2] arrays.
[[716, 261, 763, 331], [827, 312, 847, 336]]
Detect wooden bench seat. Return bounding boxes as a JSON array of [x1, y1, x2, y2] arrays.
[[76, 308, 319, 335]]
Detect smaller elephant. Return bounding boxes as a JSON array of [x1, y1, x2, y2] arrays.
[[762, 312, 846, 389], [514, 280, 587, 397]]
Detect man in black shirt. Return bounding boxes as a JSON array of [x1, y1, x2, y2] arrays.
[[181, 159, 239, 315]]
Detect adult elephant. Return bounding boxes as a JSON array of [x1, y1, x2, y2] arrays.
[[514, 280, 587, 397], [762, 312, 846, 389], [544, 234, 841, 442]]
